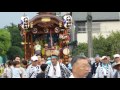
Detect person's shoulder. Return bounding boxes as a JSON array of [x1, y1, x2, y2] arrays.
[[36, 73, 45, 78], [46, 65, 50, 71], [60, 63, 67, 68]]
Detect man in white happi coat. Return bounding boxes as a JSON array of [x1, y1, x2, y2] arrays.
[[26, 55, 41, 78], [94, 56, 114, 78], [45, 55, 72, 78], [112, 54, 120, 76]]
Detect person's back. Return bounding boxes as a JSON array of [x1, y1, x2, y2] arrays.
[[12, 61, 22, 78], [36, 64, 48, 78], [21, 60, 28, 78], [12, 67, 22, 78], [2, 61, 13, 78]]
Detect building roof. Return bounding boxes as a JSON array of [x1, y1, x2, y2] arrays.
[[72, 12, 120, 21]]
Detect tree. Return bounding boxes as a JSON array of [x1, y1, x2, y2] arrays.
[[93, 32, 120, 57], [0, 29, 11, 56], [7, 46, 24, 60], [72, 43, 88, 57], [93, 34, 108, 57], [72, 31, 120, 58], [5, 23, 23, 48], [107, 31, 120, 56]]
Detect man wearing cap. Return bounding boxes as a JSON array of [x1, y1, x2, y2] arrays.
[[26, 55, 41, 78], [113, 62, 120, 78], [45, 55, 72, 78], [113, 54, 120, 63], [112, 54, 120, 76], [94, 56, 113, 78]]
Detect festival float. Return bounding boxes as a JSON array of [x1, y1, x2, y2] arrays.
[[18, 12, 73, 64]]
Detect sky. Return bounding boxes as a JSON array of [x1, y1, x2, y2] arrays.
[[0, 12, 37, 29]]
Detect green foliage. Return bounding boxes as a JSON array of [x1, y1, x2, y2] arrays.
[[72, 31, 120, 58], [72, 43, 88, 57], [7, 46, 24, 60], [5, 23, 22, 48], [0, 29, 11, 56], [107, 31, 120, 56], [93, 32, 120, 57], [93, 34, 108, 57]]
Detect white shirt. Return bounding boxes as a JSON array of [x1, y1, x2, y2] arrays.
[[2, 66, 14, 78], [12, 68, 22, 78], [51, 66, 59, 78], [69, 74, 75, 78], [94, 64, 114, 78], [48, 62, 62, 78]]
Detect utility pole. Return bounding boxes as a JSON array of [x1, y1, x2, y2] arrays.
[[70, 12, 74, 41], [70, 12, 76, 42], [87, 12, 93, 58]]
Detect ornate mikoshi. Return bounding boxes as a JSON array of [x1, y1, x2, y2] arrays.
[[18, 12, 72, 63]]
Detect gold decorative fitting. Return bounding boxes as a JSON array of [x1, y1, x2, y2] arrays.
[[30, 22, 33, 28], [59, 22, 62, 27], [41, 17, 51, 22]]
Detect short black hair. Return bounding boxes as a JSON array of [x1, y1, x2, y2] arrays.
[[40, 64, 48, 71], [13, 61, 20, 67], [71, 56, 87, 67], [7, 60, 13, 66], [22, 60, 28, 65]]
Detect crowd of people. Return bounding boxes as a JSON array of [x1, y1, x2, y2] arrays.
[[1, 53, 120, 78]]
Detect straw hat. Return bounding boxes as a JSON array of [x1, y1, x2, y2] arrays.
[[113, 62, 120, 69]]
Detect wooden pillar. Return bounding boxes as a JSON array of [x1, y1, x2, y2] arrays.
[[24, 31, 27, 60], [30, 33, 34, 56]]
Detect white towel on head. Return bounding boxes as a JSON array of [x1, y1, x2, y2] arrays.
[[48, 62, 61, 78]]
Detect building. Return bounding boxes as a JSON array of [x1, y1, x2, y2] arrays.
[[72, 12, 120, 43]]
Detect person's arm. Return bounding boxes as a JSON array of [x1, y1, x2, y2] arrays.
[[110, 66, 114, 78]]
